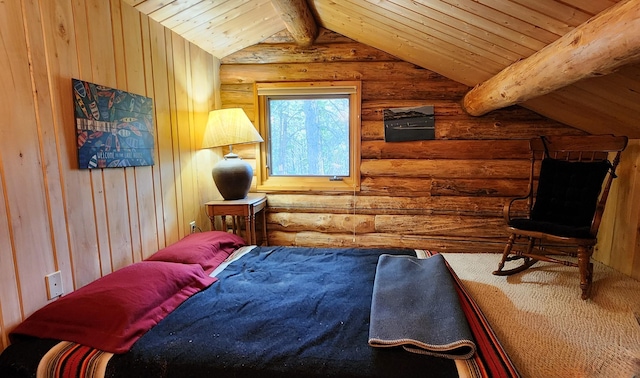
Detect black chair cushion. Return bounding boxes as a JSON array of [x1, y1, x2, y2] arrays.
[[523, 158, 611, 237], [508, 218, 592, 239]]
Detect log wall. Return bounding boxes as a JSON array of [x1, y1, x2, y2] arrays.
[[220, 29, 586, 252]]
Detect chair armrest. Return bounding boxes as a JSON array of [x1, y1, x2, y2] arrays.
[[590, 202, 605, 237], [503, 196, 530, 223]]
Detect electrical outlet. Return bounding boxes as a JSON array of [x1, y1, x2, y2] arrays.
[[45, 271, 63, 299], [190, 221, 197, 234]]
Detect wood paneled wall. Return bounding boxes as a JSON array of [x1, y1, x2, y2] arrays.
[[595, 139, 640, 278], [221, 29, 640, 279], [0, 1, 218, 351]]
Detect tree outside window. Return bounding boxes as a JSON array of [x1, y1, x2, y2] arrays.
[[256, 82, 361, 192]]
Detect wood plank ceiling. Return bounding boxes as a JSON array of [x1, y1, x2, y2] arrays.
[[123, 0, 640, 138]]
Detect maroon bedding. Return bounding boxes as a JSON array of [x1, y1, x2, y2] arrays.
[[10, 231, 243, 353]]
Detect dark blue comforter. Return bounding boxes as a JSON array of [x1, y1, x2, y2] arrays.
[[1, 246, 457, 377]]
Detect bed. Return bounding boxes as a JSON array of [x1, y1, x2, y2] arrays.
[[0, 231, 519, 378]]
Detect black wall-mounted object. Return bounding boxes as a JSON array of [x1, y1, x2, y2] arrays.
[[383, 105, 435, 142]]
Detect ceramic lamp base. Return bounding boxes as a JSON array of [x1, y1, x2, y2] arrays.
[[212, 153, 252, 200]]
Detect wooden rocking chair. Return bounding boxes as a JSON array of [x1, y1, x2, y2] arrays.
[[493, 135, 628, 299]]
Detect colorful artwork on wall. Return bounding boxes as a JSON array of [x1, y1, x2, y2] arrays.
[[73, 78, 155, 169], [383, 105, 435, 142]]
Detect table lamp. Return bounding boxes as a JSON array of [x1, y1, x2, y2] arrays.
[[201, 108, 264, 200]]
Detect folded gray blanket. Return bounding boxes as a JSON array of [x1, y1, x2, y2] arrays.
[[368, 253, 476, 359]]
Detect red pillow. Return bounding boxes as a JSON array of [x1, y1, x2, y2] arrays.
[[10, 261, 215, 353], [147, 231, 246, 273]]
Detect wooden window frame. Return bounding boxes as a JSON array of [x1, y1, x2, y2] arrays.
[[255, 81, 361, 192]]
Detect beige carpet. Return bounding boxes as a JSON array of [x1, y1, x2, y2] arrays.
[[441, 253, 640, 378]]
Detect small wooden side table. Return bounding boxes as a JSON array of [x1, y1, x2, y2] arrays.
[[205, 193, 267, 245]]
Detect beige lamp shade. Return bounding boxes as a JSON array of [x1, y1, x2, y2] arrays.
[[201, 108, 263, 149]]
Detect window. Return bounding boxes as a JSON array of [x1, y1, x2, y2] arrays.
[[256, 81, 361, 192]]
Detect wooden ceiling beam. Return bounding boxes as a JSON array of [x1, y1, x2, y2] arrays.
[[271, 0, 318, 47], [462, 0, 640, 116]]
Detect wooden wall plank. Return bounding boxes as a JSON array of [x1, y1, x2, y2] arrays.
[[122, 3, 157, 261], [221, 42, 400, 64], [269, 213, 376, 234], [112, 0, 142, 264], [149, 20, 180, 246], [374, 214, 507, 237], [170, 32, 197, 239], [266, 194, 519, 217], [190, 44, 219, 229], [595, 140, 640, 279], [268, 213, 507, 238], [359, 177, 433, 196], [361, 140, 531, 159], [166, 30, 186, 240], [429, 178, 530, 197], [220, 61, 451, 84], [72, 0, 113, 279], [267, 231, 507, 253], [182, 41, 199, 234], [41, 0, 101, 291], [360, 159, 529, 179], [22, 0, 74, 299], [140, 14, 166, 256], [0, 0, 56, 318], [0, 173, 20, 350], [87, 0, 134, 272]]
